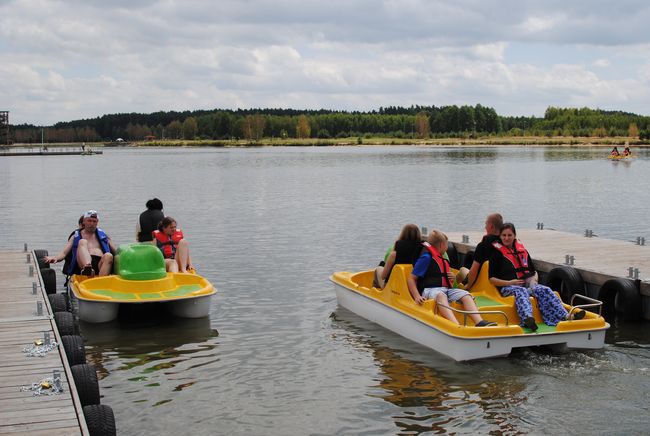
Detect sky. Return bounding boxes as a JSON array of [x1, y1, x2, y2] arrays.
[[2, 0, 650, 125]]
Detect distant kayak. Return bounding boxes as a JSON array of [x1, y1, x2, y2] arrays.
[[608, 154, 633, 160]]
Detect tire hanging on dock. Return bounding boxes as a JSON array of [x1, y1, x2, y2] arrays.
[[54, 311, 77, 336], [48, 293, 69, 313], [41, 268, 57, 294], [545, 266, 585, 303], [597, 278, 641, 321], [34, 249, 50, 269], [462, 250, 475, 269], [83, 404, 116, 436], [71, 364, 100, 406], [61, 335, 86, 366]]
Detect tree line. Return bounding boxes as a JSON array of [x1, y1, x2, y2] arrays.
[[9, 105, 650, 143]]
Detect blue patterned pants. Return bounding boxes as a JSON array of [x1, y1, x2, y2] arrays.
[[500, 284, 568, 326]]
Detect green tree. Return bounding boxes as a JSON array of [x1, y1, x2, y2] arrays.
[[629, 123, 639, 138], [167, 120, 182, 139], [242, 114, 266, 141], [182, 117, 198, 139]]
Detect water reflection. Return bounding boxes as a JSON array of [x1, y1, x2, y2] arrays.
[[81, 315, 219, 380], [445, 149, 499, 162], [331, 309, 530, 435]]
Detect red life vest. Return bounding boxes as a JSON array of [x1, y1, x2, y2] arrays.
[[153, 229, 184, 259], [492, 239, 534, 279], [422, 242, 452, 288]]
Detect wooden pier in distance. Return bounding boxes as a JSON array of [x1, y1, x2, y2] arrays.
[[0, 249, 87, 435], [0, 147, 102, 157]]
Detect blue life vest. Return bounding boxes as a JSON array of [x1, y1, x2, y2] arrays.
[[66, 228, 111, 275]]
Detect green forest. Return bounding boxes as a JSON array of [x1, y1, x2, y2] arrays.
[[8, 105, 650, 143]]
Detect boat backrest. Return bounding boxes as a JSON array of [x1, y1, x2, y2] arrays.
[[115, 243, 167, 281], [385, 264, 414, 301]]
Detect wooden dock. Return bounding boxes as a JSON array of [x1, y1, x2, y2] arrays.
[[447, 228, 650, 297], [0, 147, 102, 157], [0, 250, 88, 435]]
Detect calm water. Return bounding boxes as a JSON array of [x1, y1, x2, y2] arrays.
[[1, 146, 649, 435]]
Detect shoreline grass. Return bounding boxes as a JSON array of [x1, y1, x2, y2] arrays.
[[7, 135, 650, 148]]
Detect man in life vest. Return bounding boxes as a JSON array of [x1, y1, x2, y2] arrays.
[[136, 198, 164, 242], [406, 230, 496, 327], [152, 216, 192, 273], [465, 212, 503, 291], [44, 210, 116, 276]]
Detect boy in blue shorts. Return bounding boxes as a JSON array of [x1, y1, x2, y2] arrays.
[[406, 230, 496, 327]]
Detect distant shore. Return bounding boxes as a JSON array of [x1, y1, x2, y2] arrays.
[[7, 135, 650, 148]]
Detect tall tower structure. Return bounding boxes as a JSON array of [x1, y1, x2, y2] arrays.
[[0, 111, 8, 145]]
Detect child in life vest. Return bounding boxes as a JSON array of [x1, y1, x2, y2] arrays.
[[406, 230, 496, 327], [152, 216, 193, 273]]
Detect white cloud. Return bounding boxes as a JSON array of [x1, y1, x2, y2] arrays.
[[1, 0, 650, 124]]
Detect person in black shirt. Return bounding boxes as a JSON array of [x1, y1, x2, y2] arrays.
[[465, 213, 503, 291], [374, 224, 422, 288], [136, 198, 164, 242]]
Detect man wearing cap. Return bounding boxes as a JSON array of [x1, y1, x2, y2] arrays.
[[45, 210, 117, 276], [465, 212, 503, 291]]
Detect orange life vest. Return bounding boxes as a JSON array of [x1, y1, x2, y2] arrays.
[[422, 242, 452, 288], [492, 239, 534, 279], [153, 229, 184, 259]]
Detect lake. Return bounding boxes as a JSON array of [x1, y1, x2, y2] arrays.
[[1, 146, 648, 435]]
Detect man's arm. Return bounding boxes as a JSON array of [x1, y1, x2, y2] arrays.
[[465, 260, 481, 291], [107, 237, 118, 254], [44, 237, 74, 264]]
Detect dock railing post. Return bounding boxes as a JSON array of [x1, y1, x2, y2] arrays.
[[421, 226, 428, 236]]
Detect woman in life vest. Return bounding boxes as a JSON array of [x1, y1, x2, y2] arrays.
[[152, 216, 192, 273], [623, 146, 631, 156], [610, 146, 620, 156], [488, 223, 583, 332]]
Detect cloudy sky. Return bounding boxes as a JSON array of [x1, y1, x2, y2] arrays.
[[2, 0, 650, 125]]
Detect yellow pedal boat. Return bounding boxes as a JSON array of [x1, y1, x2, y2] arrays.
[[69, 243, 216, 323], [608, 154, 633, 160], [330, 263, 609, 361]]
